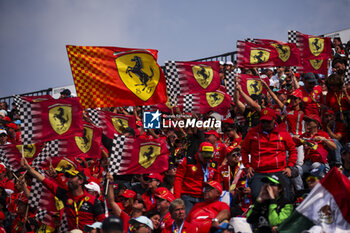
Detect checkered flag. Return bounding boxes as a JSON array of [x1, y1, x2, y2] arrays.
[[109, 135, 127, 175], [0, 147, 16, 172], [288, 30, 299, 73], [225, 71, 236, 101], [345, 53, 350, 84], [183, 95, 194, 113], [35, 209, 48, 222], [165, 61, 181, 106], [59, 212, 69, 233], [31, 140, 60, 169], [28, 170, 44, 208], [17, 96, 34, 145], [244, 38, 257, 43], [85, 108, 101, 127], [13, 95, 22, 109]]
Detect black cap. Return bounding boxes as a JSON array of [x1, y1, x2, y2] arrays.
[[60, 89, 71, 96], [341, 142, 350, 154], [102, 216, 123, 232], [302, 73, 317, 84]]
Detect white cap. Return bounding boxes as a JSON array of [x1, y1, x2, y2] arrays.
[[129, 216, 154, 230], [219, 61, 225, 65], [69, 230, 83, 233], [84, 182, 101, 195], [86, 222, 102, 229], [0, 130, 7, 135], [225, 61, 234, 66]]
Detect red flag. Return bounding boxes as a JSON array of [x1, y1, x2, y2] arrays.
[[252, 39, 301, 67], [301, 58, 328, 76], [100, 111, 137, 139], [239, 74, 268, 99], [297, 32, 332, 60], [237, 41, 279, 68], [174, 61, 221, 94], [110, 136, 169, 175], [178, 89, 231, 115], [66, 45, 167, 108], [21, 95, 54, 102], [59, 122, 102, 159]]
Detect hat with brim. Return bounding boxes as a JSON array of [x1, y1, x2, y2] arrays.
[[129, 216, 153, 230], [205, 180, 223, 193], [65, 169, 85, 180], [261, 175, 280, 185], [260, 108, 277, 121]]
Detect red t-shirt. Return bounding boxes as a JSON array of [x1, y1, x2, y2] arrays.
[[298, 130, 332, 163], [212, 142, 228, 165], [325, 90, 350, 112], [161, 221, 198, 233], [186, 200, 230, 233], [286, 110, 305, 135]]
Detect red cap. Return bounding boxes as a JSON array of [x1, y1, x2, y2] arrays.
[[325, 109, 335, 116], [2, 116, 11, 122], [222, 118, 234, 124], [304, 114, 322, 126], [226, 144, 240, 154], [277, 89, 288, 95], [6, 123, 17, 130], [290, 90, 303, 99], [121, 189, 136, 199], [155, 187, 175, 202], [147, 173, 163, 183], [205, 181, 223, 193], [204, 130, 219, 138], [199, 142, 214, 153], [260, 108, 277, 121], [136, 121, 143, 127]]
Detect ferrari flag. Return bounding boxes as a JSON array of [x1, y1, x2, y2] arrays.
[[237, 40, 279, 68], [239, 74, 267, 98], [109, 135, 169, 175], [66, 45, 167, 109]]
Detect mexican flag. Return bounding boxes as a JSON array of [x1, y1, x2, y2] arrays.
[[278, 168, 350, 233]]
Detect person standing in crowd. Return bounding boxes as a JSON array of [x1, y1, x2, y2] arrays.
[[154, 187, 175, 230], [292, 73, 323, 116], [241, 108, 297, 202], [21, 158, 106, 231], [161, 198, 198, 233], [101, 216, 123, 233], [128, 216, 153, 233], [247, 175, 293, 233], [186, 181, 230, 233], [174, 142, 221, 215], [142, 173, 163, 212], [204, 130, 227, 165]]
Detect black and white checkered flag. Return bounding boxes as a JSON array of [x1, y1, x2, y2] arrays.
[[345, 53, 350, 84], [109, 135, 127, 175], [244, 38, 257, 43], [13, 95, 22, 109], [225, 71, 236, 101], [0, 147, 15, 172], [85, 108, 101, 127], [59, 212, 69, 233], [288, 30, 299, 73], [165, 61, 181, 106], [28, 170, 44, 209], [17, 97, 35, 145], [35, 209, 48, 222], [183, 95, 194, 113], [31, 140, 60, 169]]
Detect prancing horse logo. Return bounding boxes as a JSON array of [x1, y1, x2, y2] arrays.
[[115, 52, 161, 101]]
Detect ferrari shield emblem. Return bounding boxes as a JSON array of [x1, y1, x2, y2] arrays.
[[55, 157, 76, 172], [49, 104, 72, 135], [250, 49, 270, 64], [111, 117, 128, 134], [115, 53, 161, 101], [192, 65, 213, 89], [247, 80, 263, 95], [75, 126, 93, 153], [206, 92, 224, 107], [309, 59, 323, 70], [271, 43, 290, 62], [139, 143, 161, 169], [309, 38, 324, 56], [16, 144, 36, 158]]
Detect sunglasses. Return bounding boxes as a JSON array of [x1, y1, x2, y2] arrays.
[[306, 176, 318, 183]]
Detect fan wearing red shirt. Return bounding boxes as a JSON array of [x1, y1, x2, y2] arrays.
[[142, 173, 163, 211], [154, 187, 175, 230], [174, 142, 221, 215], [186, 181, 230, 233], [293, 73, 323, 116], [205, 130, 228, 165], [22, 159, 106, 231]]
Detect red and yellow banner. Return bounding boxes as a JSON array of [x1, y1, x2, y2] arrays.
[[66, 45, 167, 109]]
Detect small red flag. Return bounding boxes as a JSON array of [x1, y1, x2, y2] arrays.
[[297, 32, 332, 60], [100, 111, 137, 139], [252, 39, 301, 67], [109, 136, 169, 175], [66, 45, 167, 108], [237, 41, 279, 68], [301, 58, 328, 76], [239, 74, 268, 99]]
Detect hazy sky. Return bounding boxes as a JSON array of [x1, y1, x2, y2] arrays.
[[1, 0, 349, 98]]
